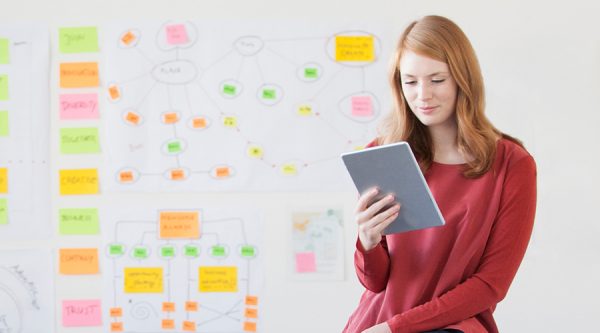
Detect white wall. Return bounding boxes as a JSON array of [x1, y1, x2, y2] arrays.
[[1, 0, 599, 332]]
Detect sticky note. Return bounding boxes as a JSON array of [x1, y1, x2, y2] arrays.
[[185, 301, 198, 312], [297, 105, 312, 116], [121, 31, 136, 46], [162, 319, 175, 329], [109, 244, 125, 256], [281, 163, 298, 176], [60, 127, 101, 154], [335, 36, 375, 62], [351, 96, 373, 117], [110, 322, 123, 332], [159, 211, 200, 239], [222, 116, 237, 128], [160, 246, 175, 258], [241, 246, 255, 258], [295, 252, 316, 273], [60, 62, 99, 88], [192, 117, 207, 129], [262, 89, 276, 99], [0, 38, 9, 64], [59, 208, 99, 235], [210, 245, 226, 257], [109, 307, 122, 317], [119, 171, 134, 183], [244, 308, 258, 318], [59, 27, 99, 53], [108, 84, 120, 101], [0, 168, 7, 193], [62, 299, 102, 327], [0, 75, 9, 100], [166, 24, 189, 45], [199, 266, 237, 292], [183, 320, 196, 331], [184, 245, 199, 258], [247, 145, 263, 159], [0, 198, 7, 225], [223, 84, 236, 95], [125, 111, 141, 125], [162, 112, 179, 124], [59, 169, 99, 195], [0, 111, 8, 136], [124, 267, 163, 293], [304, 67, 318, 78], [132, 247, 149, 259], [162, 302, 175, 312], [59, 93, 99, 120], [243, 321, 257, 332], [215, 167, 230, 178], [59, 248, 99, 275], [245, 296, 258, 306], [170, 168, 185, 180], [167, 141, 181, 153]]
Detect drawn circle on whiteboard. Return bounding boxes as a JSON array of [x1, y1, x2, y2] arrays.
[[161, 138, 187, 156], [187, 115, 212, 131], [156, 21, 198, 51], [338, 91, 380, 123], [130, 301, 157, 320], [209, 165, 236, 180], [238, 244, 258, 259], [183, 243, 201, 258], [115, 167, 140, 185], [118, 29, 141, 48], [325, 30, 382, 67], [219, 79, 244, 99], [121, 109, 144, 127], [233, 36, 264, 56], [106, 242, 126, 258], [130, 244, 151, 260], [294, 100, 318, 117], [256, 83, 284, 106], [296, 62, 324, 82], [163, 167, 191, 181], [0, 285, 23, 333], [209, 244, 229, 259], [152, 60, 199, 85]]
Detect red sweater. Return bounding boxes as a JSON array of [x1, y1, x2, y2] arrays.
[[343, 138, 537, 333]]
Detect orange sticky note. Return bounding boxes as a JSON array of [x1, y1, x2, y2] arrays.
[[119, 171, 133, 183], [244, 308, 258, 318], [60, 62, 99, 88], [121, 31, 135, 45], [216, 167, 230, 178], [245, 296, 258, 306], [192, 117, 207, 129], [163, 112, 179, 124], [243, 321, 257, 332], [185, 301, 198, 312], [59, 248, 99, 275], [125, 111, 140, 125], [59, 169, 99, 195], [110, 322, 123, 332], [110, 307, 122, 317], [108, 84, 120, 100], [182, 321, 196, 331], [159, 211, 200, 239], [170, 169, 185, 180], [162, 319, 175, 329], [162, 302, 175, 312]]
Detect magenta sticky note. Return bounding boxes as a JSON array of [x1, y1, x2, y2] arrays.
[[166, 24, 189, 45], [351, 96, 373, 117], [295, 252, 316, 273], [59, 93, 99, 120], [62, 299, 102, 327]]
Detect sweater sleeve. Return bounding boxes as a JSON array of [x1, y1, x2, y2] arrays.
[[387, 155, 537, 333], [354, 236, 391, 292]]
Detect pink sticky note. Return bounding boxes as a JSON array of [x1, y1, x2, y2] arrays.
[[295, 252, 316, 273], [59, 93, 99, 120], [166, 24, 189, 45], [62, 299, 102, 327], [351, 96, 373, 117]]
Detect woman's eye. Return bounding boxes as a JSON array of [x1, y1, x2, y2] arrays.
[[432, 79, 445, 84], [403, 81, 416, 85]]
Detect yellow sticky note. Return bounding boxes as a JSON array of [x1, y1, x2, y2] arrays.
[[0, 168, 7, 193], [59, 248, 99, 275], [199, 266, 237, 292], [59, 169, 99, 195], [124, 267, 163, 293], [60, 62, 100, 88], [159, 211, 200, 239], [335, 36, 375, 62]]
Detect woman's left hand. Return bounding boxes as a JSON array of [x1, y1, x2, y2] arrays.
[[362, 322, 392, 333]]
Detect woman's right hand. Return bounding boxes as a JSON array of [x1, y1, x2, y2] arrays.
[[355, 187, 401, 251]]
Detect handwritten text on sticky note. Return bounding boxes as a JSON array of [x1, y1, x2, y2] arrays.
[[159, 211, 200, 239], [351, 96, 373, 117], [59, 208, 99, 235], [124, 267, 163, 293], [62, 299, 102, 327], [59, 248, 99, 275], [60, 62, 99, 88], [199, 266, 237, 292], [59, 27, 99, 53], [59, 169, 99, 195], [60, 127, 101, 154], [295, 252, 316, 273], [59, 93, 99, 120], [335, 36, 375, 62]]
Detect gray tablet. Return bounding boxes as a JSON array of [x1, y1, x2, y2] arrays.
[[341, 141, 445, 234]]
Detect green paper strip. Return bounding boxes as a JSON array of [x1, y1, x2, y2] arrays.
[[0, 39, 9, 64], [59, 27, 99, 53], [60, 127, 100, 154], [59, 208, 99, 235], [0, 111, 8, 137], [0, 198, 7, 225], [0, 75, 8, 100]]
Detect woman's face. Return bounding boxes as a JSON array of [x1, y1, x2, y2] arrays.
[[399, 51, 458, 130]]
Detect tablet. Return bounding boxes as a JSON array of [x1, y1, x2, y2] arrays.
[[341, 141, 445, 234]]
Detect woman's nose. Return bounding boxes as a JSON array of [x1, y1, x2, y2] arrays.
[[417, 82, 433, 100]]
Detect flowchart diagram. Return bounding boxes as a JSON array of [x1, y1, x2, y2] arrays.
[[103, 20, 392, 191], [102, 207, 262, 332]]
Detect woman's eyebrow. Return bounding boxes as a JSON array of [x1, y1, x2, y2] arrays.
[[401, 72, 449, 78]]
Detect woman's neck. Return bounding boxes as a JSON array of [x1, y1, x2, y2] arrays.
[[429, 121, 466, 164]]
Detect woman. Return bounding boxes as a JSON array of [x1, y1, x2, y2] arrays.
[[343, 15, 537, 333]]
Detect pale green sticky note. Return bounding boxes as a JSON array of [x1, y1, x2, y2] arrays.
[[0, 111, 8, 137], [60, 127, 100, 154], [223, 84, 236, 95], [0, 198, 7, 225], [59, 208, 99, 235], [161, 246, 175, 258], [0, 75, 8, 100], [241, 245, 255, 257], [109, 244, 124, 256], [304, 67, 318, 78], [167, 141, 181, 153], [133, 247, 148, 259], [184, 245, 199, 258], [211, 245, 226, 257], [59, 27, 99, 53], [0, 39, 9, 64], [262, 89, 276, 99]]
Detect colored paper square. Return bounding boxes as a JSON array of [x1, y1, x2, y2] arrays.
[[295, 252, 316, 273], [59, 208, 100, 235], [159, 211, 200, 239], [245, 296, 258, 306], [161, 246, 175, 257], [198, 266, 237, 292], [60, 127, 101, 154], [166, 24, 189, 45], [0, 168, 7, 193], [184, 245, 199, 257], [167, 141, 181, 153], [185, 301, 198, 312], [183, 320, 196, 331], [0, 38, 9, 64], [110, 322, 123, 332], [124, 267, 163, 293], [351, 96, 373, 117], [0, 75, 9, 100], [62, 299, 102, 327], [0, 111, 8, 136], [133, 247, 148, 259], [109, 244, 124, 256], [243, 321, 257, 332], [59, 248, 99, 275], [59, 169, 99, 195], [304, 68, 318, 78], [223, 84, 236, 95], [162, 302, 175, 312], [335, 36, 375, 62], [59, 27, 99, 53], [60, 62, 99, 88], [109, 307, 123, 317], [59, 93, 99, 120], [0, 198, 7, 225], [262, 89, 276, 99], [161, 319, 175, 329], [244, 308, 258, 318]]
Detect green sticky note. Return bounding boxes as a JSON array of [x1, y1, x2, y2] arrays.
[[0, 111, 8, 137], [109, 244, 124, 256], [0, 75, 8, 100], [167, 141, 181, 153], [223, 84, 236, 95], [0, 198, 7, 225], [262, 89, 276, 99], [185, 245, 199, 257], [60, 127, 100, 154], [59, 27, 99, 53], [241, 246, 255, 257], [133, 247, 148, 259], [161, 246, 175, 257], [304, 67, 318, 78], [211, 246, 226, 257], [0, 39, 9, 64], [59, 208, 99, 235]]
